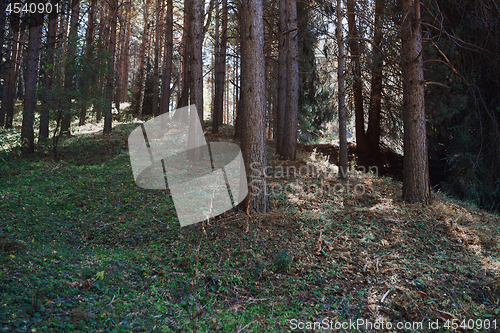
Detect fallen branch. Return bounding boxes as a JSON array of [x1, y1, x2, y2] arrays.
[[380, 289, 391, 303], [50, 296, 101, 304]]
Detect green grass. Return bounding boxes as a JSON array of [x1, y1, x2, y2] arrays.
[[1, 122, 499, 332]]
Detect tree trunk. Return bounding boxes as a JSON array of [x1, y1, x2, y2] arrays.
[[39, 0, 59, 140], [94, 4, 109, 122], [241, 0, 270, 213], [347, 0, 367, 154], [400, 0, 431, 203], [79, 0, 96, 126], [212, 0, 227, 133], [21, 0, 43, 155], [264, 5, 275, 141], [2, 10, 21, 129], [337, 0, 348, 178], [177, 0, 192, 108], [366, 0, 385, 157], [0, 0, 5, 89], [16, 27, 26, 104], [233, 6, 243, 141], [133, 1, 149, 116], [104, 0, 118, 134], [152, 0, 161, 116], [61, 0, 80, 136], [160, 0, 173, 114], [121, 5, 132, 102], [190, 0, 204, 123], [281, 0, 299, 161], [114, 6, 123, 112], [212, 0, 220, 132], [219, 0, 228, 127], [1, 9, 19, 127]]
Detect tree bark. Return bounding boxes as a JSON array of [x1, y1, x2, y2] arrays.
[[94, 4, 109, 122], [61, 0, 80, 136], [177, 0, 192, 108], [1, 9, 17, 127], [114, 6, 124, 112], [2, 9, 21, 129], [79, 0, 96, 126], [121, 5, 132, 102], [337, 0, 348, 178], [212, 0, 227, 133], [133, 1, 149, 116], [264, 4, 275, 141], [347, 0, 367, 154], [366, 0, 385, 157], [160, 0, 173, 114], [190, 0, 204, 123], [104, 0, 118, 134], [241, 0, 270, 213], [233, 6, 243, 141], [220, 0, 228, 127], [15, 27, 26, 104], [39, 0, 59, 140], [212, 0, 220, 132], [21, 0, 43, 155], [0, 0, 6, 107], [400, 0, 431, 203], [281, 0, 299, 160], [152, 0, 161, 116]]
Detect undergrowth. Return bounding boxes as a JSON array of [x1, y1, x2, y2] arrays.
[[0, 121, 499, 332]]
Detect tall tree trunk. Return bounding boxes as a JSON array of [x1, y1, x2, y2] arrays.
[[21, 0, 43, 155], [152, 0, 161, 116], [139, 35, 149, 117], [133, 1, 149, 116], [337, 0, 348, 178], [178, 0, 192, 108], [264, 4, 275, 140], [219, 0, 228, 127], [104, 0, 118, 134], [114, 6, 123, 112], [241, 0, 269, 213], [121, 7, 132, 102], [400, 0, 431, 203], [39, 0, 59, 140], [212, 0, 227, 133], [18, 33, 26, 102], [160, 0, 173, 114], [1, 9, 17, 127], [233, 6, 243, 141], [15, 20, 27, 110], [79, 0, 96, 126], [2, 10, 21, 129], [190, 0, 204, 123], [366, 0, 385, 156], [0, 0, 6, 90], [212, 0, 220, 132], [282, 0, 299, 160], [347, 0, 367, 154], [61, 0, 80, 136], [94, 3, 107, 122]]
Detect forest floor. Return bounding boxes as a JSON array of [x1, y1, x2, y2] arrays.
[[1, 117, 499, 332]]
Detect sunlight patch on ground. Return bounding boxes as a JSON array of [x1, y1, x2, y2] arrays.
[[368, 199, 398, 213]]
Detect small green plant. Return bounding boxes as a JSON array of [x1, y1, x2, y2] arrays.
[[205, 274, 227, 293], [179, 295, 204, 331], [273, 249, 293, 273], [253, 260, 266, 280]]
